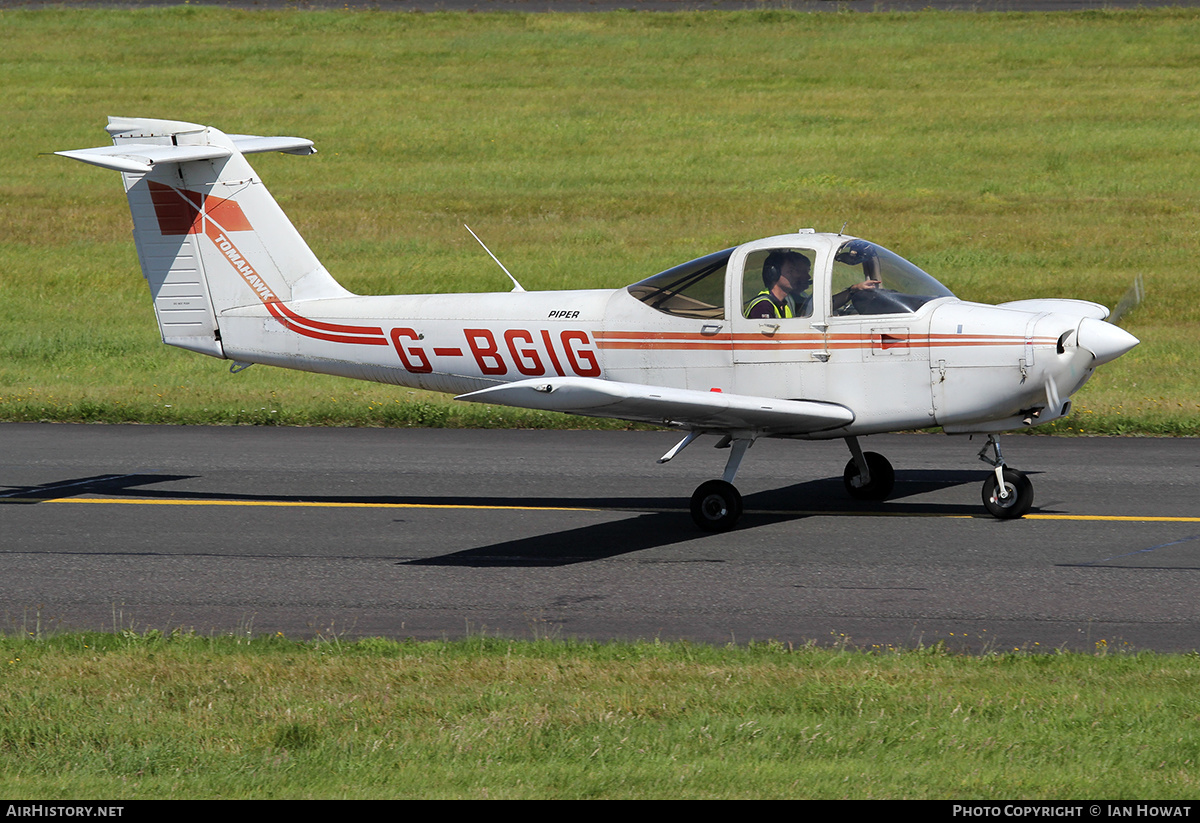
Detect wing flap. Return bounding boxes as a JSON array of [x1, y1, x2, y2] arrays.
[[457, 377, 854, 433]]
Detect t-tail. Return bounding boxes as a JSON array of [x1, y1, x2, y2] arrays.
[[56, 116, 350, 359]]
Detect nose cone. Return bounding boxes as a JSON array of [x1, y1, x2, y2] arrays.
[[1077, 318, 1139, 366]]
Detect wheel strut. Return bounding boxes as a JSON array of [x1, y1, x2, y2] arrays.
[[977, 435, 1009, 500]]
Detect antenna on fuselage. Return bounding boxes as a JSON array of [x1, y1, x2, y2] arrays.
[[464, 224, 526, 293]]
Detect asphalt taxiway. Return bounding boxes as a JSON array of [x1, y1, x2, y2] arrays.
[[2, 423, 1198, 651]]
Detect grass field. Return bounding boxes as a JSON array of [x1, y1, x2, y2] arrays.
[[2, 7, 1198, 432], [2, 630, 1198, 799]]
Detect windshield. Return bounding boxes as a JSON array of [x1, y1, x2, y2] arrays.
[[626, 247, 733, 320], [831, 239, 955, 316]]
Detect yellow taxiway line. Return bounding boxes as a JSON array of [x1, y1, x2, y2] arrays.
[[21, 497, 1200, 522], [42, 497, 589, 512]]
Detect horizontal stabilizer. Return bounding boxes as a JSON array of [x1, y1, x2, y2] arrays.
[[457, 377, 854, 433], [226, 135, 318, 156], [55, 144, 232, 174], [57, 123, 314, 173]]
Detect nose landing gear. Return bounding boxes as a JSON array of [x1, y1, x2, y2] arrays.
[[978, 435, 1034, 519]]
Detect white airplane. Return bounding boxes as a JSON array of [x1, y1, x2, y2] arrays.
[[58, 117, 1139, 531]]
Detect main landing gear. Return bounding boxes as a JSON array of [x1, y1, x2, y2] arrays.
[[685, 435, 752, 532], [671, 434, 899, 532], [658, 432, 755, 532], [842, 436, 895, 502], [690, 479, 743, 532]]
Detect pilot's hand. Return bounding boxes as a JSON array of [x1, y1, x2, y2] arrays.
[[851, 279, 882, 291]]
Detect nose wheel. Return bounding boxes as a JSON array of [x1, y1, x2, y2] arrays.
[[982, 468, 1034, 519], [977, 435, 1034, 519]]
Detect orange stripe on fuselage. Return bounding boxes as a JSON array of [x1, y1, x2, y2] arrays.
[[595, 329, 1056, 353]]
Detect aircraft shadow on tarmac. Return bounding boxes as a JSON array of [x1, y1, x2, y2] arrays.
[[3, 469, 1012, 567], [0, 473, 196, 502], [409, 469, 1004, 567]]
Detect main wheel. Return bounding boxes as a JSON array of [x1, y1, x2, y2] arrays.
[[690, 480, 743, 532], [981, 468, 1034, 519], [843, 452, 895, 501]]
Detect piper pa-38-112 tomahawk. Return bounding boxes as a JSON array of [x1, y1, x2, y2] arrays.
[[58, 117, 1140, 531]]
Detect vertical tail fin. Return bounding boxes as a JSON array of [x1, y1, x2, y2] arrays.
[[57, 117, 350, 358]]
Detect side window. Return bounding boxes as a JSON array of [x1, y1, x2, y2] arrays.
[[741, 249, 815, 319], [626, 248, 732, 320]]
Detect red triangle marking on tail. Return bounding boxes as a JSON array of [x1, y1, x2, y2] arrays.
[[149, 182, 252, 235]]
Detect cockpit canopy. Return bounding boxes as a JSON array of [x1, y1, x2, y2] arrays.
[[829, 239, 955, 315], [627, 238, 954, 320]]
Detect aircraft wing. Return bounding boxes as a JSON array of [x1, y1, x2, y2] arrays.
[[456, 377, 854, 434]]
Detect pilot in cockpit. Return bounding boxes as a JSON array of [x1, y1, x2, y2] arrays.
[[745, 250, 880, 320], [745, 251, 813, 320]]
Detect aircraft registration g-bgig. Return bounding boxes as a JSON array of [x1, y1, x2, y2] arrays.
[[59, 117, 1139, 531]]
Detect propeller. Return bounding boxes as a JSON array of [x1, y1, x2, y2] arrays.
[[1109, 273, 1144, 326]]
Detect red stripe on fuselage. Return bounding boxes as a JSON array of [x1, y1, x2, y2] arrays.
[[264, 302, 389, 346], [199, 215, 388, 347]]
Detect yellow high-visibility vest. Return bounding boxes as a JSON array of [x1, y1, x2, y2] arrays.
[[746, 290, 793, 319]]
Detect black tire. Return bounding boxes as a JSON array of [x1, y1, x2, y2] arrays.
[[843, 452, 895, 501], [690, 480, 743, 532], [981, 468, 1034, 519]]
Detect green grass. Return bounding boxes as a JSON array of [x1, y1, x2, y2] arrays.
[[2, 630, 1198, 799], [2, 8, 1198, 432]]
